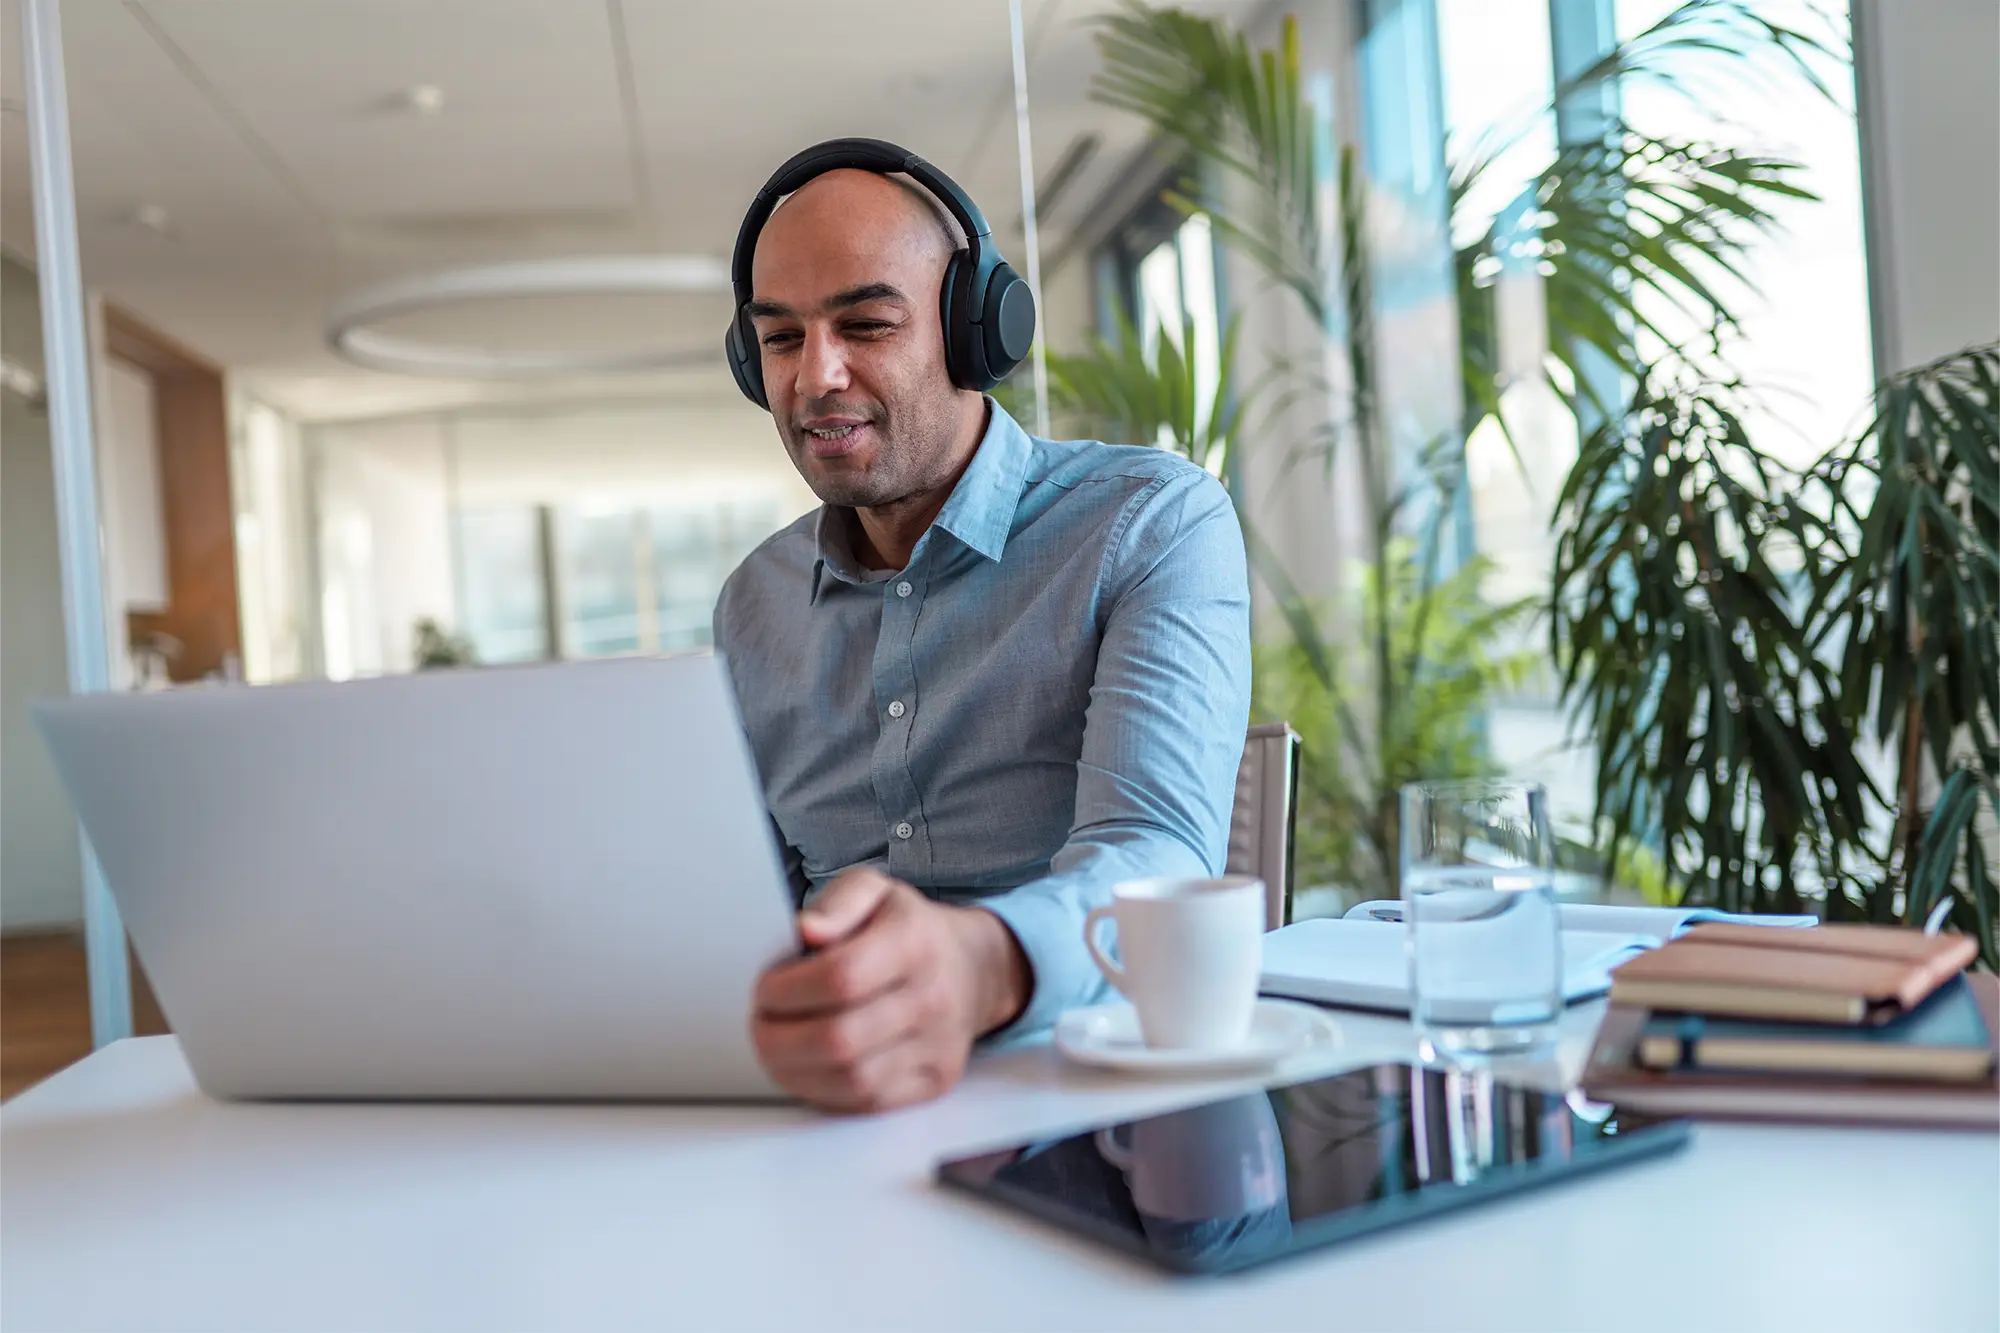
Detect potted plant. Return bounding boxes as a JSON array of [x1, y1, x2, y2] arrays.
[[412, 618, 478, 671], [1552, 345, 1998, 962], [1064, 1, 1825, 903]]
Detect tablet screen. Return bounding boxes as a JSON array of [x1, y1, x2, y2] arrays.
[[937, 1062, 1688, 1274]]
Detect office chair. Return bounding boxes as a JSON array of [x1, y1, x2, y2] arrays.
[[1228, 722, 1302, 932]]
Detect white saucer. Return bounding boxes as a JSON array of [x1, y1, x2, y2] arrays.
[[1053, 1000, 1341, 1076]]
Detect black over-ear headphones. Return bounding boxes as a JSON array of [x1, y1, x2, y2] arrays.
[[724, 137, 1037, 411]]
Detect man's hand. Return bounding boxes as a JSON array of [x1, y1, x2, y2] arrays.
[[752, 867, 1031, 1113]]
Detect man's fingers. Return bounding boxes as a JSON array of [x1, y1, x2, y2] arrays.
[[769, 1043, 949, 1115], [744, 871, 982, 1114], [798, 867, 898, 950], [753, 982, 925, 1073], [754, 1039, 906, 1113], [755, 907, 917, 1018]]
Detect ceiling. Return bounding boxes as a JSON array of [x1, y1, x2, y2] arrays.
[[0, 0, 1252, 421]]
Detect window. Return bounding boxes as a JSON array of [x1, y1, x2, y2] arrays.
[[549, 501, 781, 660], [455, 507, 547, 665], [1095, 186, 1227, 468], [1615, 0, 1872, 464], [232, 398, 311, 683], [556, 507, 647, 659], [649, 502, 773, 654]]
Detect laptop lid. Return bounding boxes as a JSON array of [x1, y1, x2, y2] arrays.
[[32, 654, 798, 1100]]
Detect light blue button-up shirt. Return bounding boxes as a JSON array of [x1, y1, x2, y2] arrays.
[[713, 401, 1252, 1035]]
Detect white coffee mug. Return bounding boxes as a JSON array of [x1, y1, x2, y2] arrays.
[[1083, 875, 1265, 1050]]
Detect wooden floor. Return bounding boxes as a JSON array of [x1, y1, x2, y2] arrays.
[[1, 933, 169, 1099]]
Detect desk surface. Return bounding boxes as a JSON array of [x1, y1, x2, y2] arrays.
[[3, 1008, 1995, 1333]]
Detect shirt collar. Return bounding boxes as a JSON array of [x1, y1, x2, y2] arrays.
[[930, 399, 1032, 564], [808, 398, 1034, 602], [808, 506, 864, 603]]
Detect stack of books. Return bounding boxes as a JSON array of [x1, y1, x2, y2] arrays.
[[1581, 924, 1999, 1129]]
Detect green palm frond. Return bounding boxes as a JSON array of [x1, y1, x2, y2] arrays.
[[1257, 542, 1541, 895], [1550, 375, 1875, 915], [1805, 342, 2000, 960], [1044, 302, 1244, 474], [1457, 134, 1815, 431], [1558, 0, 1846, 104], [1455, 0, 1847, 173], [1091, 3, 1326, 324]]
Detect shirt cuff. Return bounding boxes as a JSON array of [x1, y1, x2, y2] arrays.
[[975, 883, 1113, 1041]]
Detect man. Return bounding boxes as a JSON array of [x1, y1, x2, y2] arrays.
[[714, 157, 1251, 1113]]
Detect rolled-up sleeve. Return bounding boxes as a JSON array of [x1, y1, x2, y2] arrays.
[[978, 469, 1253, 1037]]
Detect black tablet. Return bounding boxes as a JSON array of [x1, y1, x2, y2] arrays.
[[936, 1061, 1690, 1275]]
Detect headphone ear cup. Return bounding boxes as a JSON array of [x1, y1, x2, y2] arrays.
[[725, 316, 768, 410], [937, 250, 981, 391], [975, 262, 1036, 391]]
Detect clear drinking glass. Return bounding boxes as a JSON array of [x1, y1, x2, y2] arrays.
[[1400, 780, 1561, 1056]]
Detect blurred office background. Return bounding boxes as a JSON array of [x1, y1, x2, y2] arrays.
[[2, 0, 1995, 1083]]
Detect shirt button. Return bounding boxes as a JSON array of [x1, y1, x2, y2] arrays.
[[894, 821, 914, 840], [895, 581, 913, 598], [887, 699, 906, 719]]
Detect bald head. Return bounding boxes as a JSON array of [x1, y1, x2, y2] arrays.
[[787, 170, 959, 253], [755, 170, 959, 290]]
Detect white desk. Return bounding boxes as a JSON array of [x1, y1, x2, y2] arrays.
[[4, 1008, 1994, 1333]]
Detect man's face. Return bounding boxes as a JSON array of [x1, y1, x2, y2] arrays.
[[745, 171, 972, 509]]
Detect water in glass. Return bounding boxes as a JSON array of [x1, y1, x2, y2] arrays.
[[1401, 781, 1561, 1055]]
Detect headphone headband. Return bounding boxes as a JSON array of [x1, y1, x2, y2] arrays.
[[729, 137, 993, 297]]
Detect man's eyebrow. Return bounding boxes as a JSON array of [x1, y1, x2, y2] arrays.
[[825, 282, 909, 311], [742, 283, 911, 321]]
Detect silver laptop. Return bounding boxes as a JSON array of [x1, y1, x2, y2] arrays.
[[32, 654, 799, 1100]]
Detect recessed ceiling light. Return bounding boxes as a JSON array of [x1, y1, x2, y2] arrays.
[[406, 85, 446, 115], [132, 203, 171, 234]]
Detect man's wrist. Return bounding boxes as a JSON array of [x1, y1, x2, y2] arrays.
[[948, 905, 1033, 1037]]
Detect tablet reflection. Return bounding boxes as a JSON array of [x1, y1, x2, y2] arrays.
[[1277, 1062, 1578, 1216], [977, 1091, 1294, 1270], [1094, 1092, 1292, 1267], [1407, 1063, 1575, 1187]]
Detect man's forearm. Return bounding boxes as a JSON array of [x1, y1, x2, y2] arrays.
[[979, 827, 1214, 1037], [949, 905, 1033, 1037]]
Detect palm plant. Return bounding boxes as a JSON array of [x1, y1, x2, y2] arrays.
[[1552, 345, 2000, 962], [1256, 543, 1540, 895], [1549, 377, 1874, 914], [1079, 1, 1833, 897], [1808, 343, 2000, 959]]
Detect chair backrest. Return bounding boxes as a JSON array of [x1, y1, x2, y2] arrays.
[[1227, 722, 1301, 931]]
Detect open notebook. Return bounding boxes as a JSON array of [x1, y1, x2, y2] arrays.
[[1259, 901, 1815, 1015]]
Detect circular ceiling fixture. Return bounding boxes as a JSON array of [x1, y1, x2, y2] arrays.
[[324, 256, 731, 378]]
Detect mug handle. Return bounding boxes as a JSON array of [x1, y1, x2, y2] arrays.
[[1094, 1125, 1134, 1170], [1083, 905, 1127, 996]]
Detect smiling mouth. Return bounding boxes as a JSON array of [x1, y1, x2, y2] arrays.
[[799, 419, 874, 458]]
